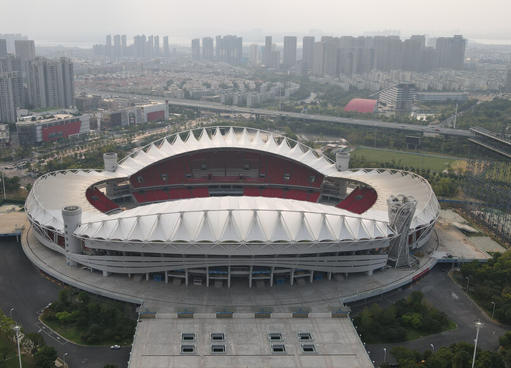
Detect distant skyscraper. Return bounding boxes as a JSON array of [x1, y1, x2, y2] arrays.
[[401, 36, 424, 72], [202, 37, 214, 61], [302, 36, 315, 69], [0, 55, 22, 74], [147, 35, 154, 58], [105, 35, 112, 57], [264, 36, 272, 66], [249, 44, 259, 65], [14, 40, 35, 76], [0, 39, 7, 58], [312, 41, 325, 76], [435, 35, 466, 70], [268, 50, 280, 69], [154, 36, 160, 56], [113, 35, 121, 58], [283, 36, 297, 68], [216, 35, 243, 64], [121, 35, 127, 57], [26, 57, 75, 110], [191, 39, 200, 60], [0, 71, 24, 124], [163, 36, 169, 56], [134, 35, 146, 58]]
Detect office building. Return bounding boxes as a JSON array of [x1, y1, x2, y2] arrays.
[[0, 39, 7, 58], [26, 57, 75, 110], [283, 36, 297, 68], [17, 114, 89, 146], [378, 83, 415, 110], [202, 37, 214, 61], [14, 39, 35, 76], [0, 71, 24, 124], [191, 39, 200, 60], [302, 36, 315, 69]]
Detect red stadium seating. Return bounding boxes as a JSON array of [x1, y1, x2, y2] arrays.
[[86, 188, 121, 212]]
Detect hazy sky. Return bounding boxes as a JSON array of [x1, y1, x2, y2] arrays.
[[2, 0, 511, 43]]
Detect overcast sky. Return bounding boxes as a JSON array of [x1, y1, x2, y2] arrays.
[[2, 0, 511, 43]]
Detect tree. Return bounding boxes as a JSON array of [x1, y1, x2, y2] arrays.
[[22, 332, 45, 354], [58, 288, 70, 304], [35, 346, 58, 368], [103, 365, 118, 368], [0, 347, 9, 361]]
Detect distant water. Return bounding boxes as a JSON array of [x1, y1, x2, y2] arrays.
[[35, 36, 195, 49], [471, 39, 511, 45]]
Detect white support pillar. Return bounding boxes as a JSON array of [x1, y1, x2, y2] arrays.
[[309, 271, 314, 284], [206, 266, 210, 287], [365, 269, 374, 276], [270, 266, 275, 287], [146, 273, 150, 281], [249, 266, 253, 288], [228, 266, 231, 288], [290, 269, 295, 286], [165, 271, 168, 284], [103, 270, 111, 277], [185, 269, 189, 286], [327, 272, 332, 280]]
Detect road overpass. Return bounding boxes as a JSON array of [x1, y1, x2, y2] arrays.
[[166, 98, 471, 137]]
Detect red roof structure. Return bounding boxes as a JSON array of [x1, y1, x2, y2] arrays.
[[344, 99, 378, 114]]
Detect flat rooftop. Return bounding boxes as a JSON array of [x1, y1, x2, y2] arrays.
[[129, 314, 373, 368], [0, 205, 25, 237]]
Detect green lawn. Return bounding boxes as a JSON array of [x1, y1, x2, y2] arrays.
[[404, 320, 457, 341], [0, 334, 35, 368], [351, 148, 464, 172], [30, 107, 61, 113]]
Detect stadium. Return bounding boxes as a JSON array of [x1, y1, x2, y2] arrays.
[[25, 126, 440, 287]]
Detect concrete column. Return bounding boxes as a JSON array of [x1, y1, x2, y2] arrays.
[[365, 269, 374, 276], [185, 269, 189, 286], [309, 271, 314, 284], [327, 272, 332, 280], [249, 266, 253, 288], [270, 266, 275, 287], [206, 266, 210, 287], [103, 270, 111, 277], [146, 273, 150, 281], [290, 269, 295, 286], [228, 266, 231, 288], [103, 153, 118, 196], [165, 271, 169, 284], [62, 205, 82, 267]]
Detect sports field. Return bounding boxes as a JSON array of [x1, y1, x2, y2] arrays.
[[351, 148, 466, 172]]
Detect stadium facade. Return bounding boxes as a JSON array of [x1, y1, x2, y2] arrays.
[[25, 127, 440, 287]]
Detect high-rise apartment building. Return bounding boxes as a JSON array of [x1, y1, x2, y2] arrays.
[[0, 34, 27, 53], [0, 39, 7, 58], [435, 35, 466, 70], [302, 36, 315, 69], [163, 36, 169, 56], [146, 35, 154, 58], [121, 35, 127, 57], [0, 71, 24, 124], [14, 40, 35, 76], [154, 36, 160, 56], [26, 57, 75, 110], [191, 39, 201, 60], [202, 37, 214, 61], [283, 36, 297, 68], [249, 44, 259, 65], [105, 35, 112, 57], [0, 55, 21, 74], [264, 36, 272, 66], [216, 35, 243, 64], [113, 35, 121, 58]]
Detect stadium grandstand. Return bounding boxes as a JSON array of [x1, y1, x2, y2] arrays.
[[25, 127, 440, 287]]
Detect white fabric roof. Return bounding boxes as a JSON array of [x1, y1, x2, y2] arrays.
[[25, 127, 439, 241], [74, 196, 395, 243]]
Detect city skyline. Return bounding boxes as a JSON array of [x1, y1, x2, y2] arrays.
[[1, 0, 511, 43]]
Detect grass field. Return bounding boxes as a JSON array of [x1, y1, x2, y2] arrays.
[[351, 148, 466, 172]]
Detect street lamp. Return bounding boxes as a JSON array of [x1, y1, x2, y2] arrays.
[[63, 353, 68, 367], [9, 308, 14, 320], [472, 320, 485, 368], [383, 347, 387, 362], [13, 325, 22, 368], [431, 344, 435, 353], [491, 302, 496, 320], [466, 277, 470, 292]]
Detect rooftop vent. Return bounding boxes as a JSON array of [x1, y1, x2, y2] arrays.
[[180, 345, 196, 354], [181, 333, 196, 342], [271, 344, 286, 354], [211, 333, 225, 341], [211, 344, 226, 354], [268, 332, 283, 341], [301, 344, 317, 353]]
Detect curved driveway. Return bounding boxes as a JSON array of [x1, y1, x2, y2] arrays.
[[0, 238, 131, 368]]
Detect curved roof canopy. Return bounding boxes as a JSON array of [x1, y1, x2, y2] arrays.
[[25, 127, 440, 243], [344, 99, 378, 114]]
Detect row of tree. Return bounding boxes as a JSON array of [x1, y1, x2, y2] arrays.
[[460, 251, 511, 324]]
